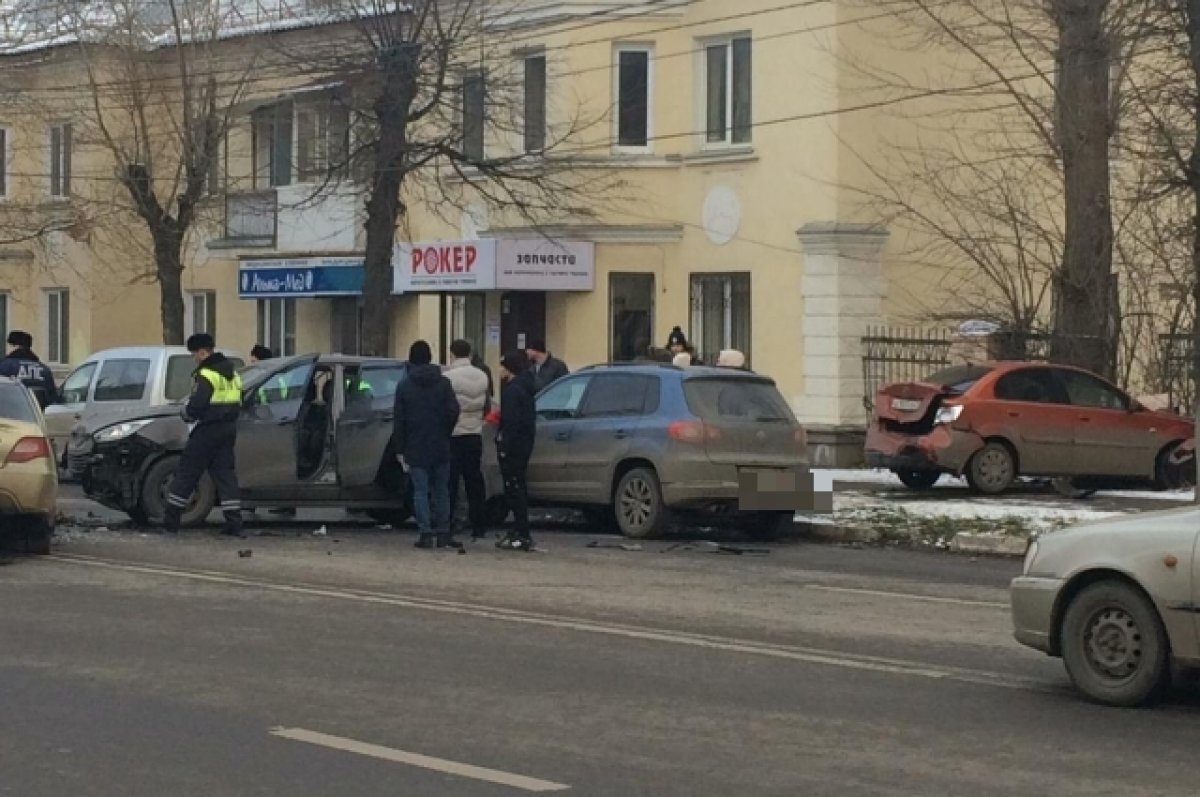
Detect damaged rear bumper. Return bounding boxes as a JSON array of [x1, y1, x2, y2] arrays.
[[864, 424, 983, 474]]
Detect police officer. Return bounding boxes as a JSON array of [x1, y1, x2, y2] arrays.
[[0, 330, 57, 409], [164, 334, 245, 537]]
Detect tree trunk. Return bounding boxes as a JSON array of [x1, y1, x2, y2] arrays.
[[1185, 0, 1200, 500], [154, 227, 186, 345], [1049, 0, 1115, 376]]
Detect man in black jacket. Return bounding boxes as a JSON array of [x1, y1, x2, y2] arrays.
[[0, 331, 57, 409], [526, 340, 569, 392], [496, 350, 538, 551], [165, 334, 244, 537], [393, 340, 461, 549]]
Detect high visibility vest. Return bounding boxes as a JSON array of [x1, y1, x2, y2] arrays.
[[199, 368, 243, 404]]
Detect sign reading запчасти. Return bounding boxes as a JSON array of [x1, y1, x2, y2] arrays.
[[392, 238, 595, 293]]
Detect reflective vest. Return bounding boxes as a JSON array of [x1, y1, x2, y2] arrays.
[[199, 368, 243, 404]]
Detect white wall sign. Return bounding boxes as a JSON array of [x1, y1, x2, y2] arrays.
[[392, 238, 595, 293], [495, 239, 595, 291]]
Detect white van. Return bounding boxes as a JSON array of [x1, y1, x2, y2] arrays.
[[46, 346, 245, 472]]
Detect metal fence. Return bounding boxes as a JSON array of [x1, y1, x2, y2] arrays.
[[860, 326, 952, 411]]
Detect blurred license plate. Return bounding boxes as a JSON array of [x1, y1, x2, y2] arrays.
[[891, 398, 922, 412]]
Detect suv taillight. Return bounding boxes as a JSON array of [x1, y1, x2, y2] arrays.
[[668, 421, 720, 444], [6, 436, 51, 465]]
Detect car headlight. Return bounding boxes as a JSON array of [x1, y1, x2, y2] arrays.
[[934, 404, 963, 425], [94, 420, 154, 443], [1023, 538, 1040, 575]]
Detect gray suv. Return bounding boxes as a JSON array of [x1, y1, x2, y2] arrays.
[[521, 364, 809, 538]]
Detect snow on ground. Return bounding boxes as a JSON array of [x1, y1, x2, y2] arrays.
[[833, 492, 1124, 530], [815, 468, 1194, 502]]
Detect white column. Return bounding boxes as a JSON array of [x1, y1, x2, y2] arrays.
[[796, 222, 888, 430]]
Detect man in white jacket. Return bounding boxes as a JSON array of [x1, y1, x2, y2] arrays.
[[444, 339, 491, 541]]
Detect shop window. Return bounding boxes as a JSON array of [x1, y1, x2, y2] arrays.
[[257, 298, 297, 357], [609, 273, 654, 361], [448, 294, 486, 360], [689, 273, 750, 365], [187, 291, 217, 337], [44, 288, 69, 364]]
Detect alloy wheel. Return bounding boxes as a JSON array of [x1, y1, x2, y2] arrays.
[[619, 476, 654, 531]]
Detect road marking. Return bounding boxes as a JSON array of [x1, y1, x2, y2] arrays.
[[804, 584, 1009, 609], [270, 727, 570, 792], [48, 554, 1046, 692]]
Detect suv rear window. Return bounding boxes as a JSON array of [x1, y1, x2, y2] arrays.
[[924, 365, 992, 393], [0, 383, 39, 423], [684, 378, 795, 422], [94, 358, 151, 402]]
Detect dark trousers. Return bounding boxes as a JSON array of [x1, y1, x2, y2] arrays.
[[166, 422, 240, 528], [500, 448, 531, 539], [448, 435, 486, 536]]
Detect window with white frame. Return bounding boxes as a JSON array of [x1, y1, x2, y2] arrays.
[[257, 298, 296, 357], [462, 72, 486, 162], [186, 291, 217, 337], [703, 36, 752, 146], [297, 95, 350, 182], [253, 103, 293, 188], [523, 54, 547, 154], [0, 127, 8, 198], [49, 123, 72, 197], [615, 45, 652, 151], [44, 288, 69, 364], [689, 273, 750, 365]]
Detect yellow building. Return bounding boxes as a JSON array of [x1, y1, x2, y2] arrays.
[[0, 0, 988, 464]]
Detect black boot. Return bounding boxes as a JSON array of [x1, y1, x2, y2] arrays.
[[221, 511, 246, 538], [162, 507, 182, 534], [437, 534, 464, 550], [414, 533, 437, 549]]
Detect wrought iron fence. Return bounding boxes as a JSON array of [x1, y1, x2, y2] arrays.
[[860, 326, 952, 411]]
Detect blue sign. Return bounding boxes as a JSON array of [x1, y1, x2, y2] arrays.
[[238, 257, 365, 298]]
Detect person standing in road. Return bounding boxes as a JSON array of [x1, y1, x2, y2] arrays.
[[164, 334, 244, 537], [393, 340, 460, 550], [444, 340, 490, 542], [0, 331, 57, 409], [496, 350, 537, 552], [526, 340, 568, 393]]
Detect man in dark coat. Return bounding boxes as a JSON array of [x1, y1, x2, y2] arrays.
[[393, 340, 461, 549], [0, 330, 57, 409], [525, 340, 569, 392], [496, 350, 538, 551]]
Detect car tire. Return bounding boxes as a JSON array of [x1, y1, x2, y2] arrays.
[[1061, 580, 1170, 707], [896, 470, 941, 490], [140, 456, 216, 527], [1156, 443, 1196, 491], [614, 467, 672, 539], [966, 442, 1016, 495], [22, 518, 53, 555]]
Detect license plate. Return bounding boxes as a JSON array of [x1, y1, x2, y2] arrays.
[[891, 398, 922, 412]]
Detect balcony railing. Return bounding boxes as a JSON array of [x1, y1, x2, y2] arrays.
[[223, 190, 276, 244]]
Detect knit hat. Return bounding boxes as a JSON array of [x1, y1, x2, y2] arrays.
[[409, 340, 433, 365], [667, 327, 687, 348], [501, 350, 529, 374], [6, 330, 32, 348]]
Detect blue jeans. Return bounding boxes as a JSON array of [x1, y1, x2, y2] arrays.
[[409, 462, 450, 534]]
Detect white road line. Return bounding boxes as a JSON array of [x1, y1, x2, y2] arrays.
[[270, 727, 570, 793], [48, 554, 1044, 691], [804, 584, 1009, 609]]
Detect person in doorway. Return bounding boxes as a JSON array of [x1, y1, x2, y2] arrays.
[[164, 334, 244, 537], [526, 340, 569, 392], [495, 350, 537, 552], [0, 330, 57, 409], [444, 340, 490, 542], [393, 340, 460, 550]]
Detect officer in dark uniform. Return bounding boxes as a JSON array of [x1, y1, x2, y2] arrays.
[[0, 330, 57, 409], [164, 334, 245, 537]]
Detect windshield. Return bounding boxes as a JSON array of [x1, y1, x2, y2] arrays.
[[923, 365, 993, 393]]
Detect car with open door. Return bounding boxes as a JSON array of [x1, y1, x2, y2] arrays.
[[77, 354, 466, 526]]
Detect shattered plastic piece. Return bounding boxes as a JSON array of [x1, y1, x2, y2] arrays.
[[587, 540, 644, 552], [237, 549, 252, 558], [376, 524, 394, 531], [313, 525, 328, 537]]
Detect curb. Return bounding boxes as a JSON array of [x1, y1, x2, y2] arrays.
[[796, 522, 1028, 558]]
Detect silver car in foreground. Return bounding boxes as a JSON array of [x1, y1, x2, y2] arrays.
[[1012, 507, 1200, 706]]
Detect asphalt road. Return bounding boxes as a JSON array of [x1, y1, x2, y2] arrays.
[[6, 501, 1200, 795]]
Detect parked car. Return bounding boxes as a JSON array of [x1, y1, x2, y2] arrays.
[[77, 354, 478, 526], [865, 362, 1195, 495], [1012, 507, 1200, 707], [46, 346, 245, 475], [0, 378, 58, 554], [512, 363, 810, 538]]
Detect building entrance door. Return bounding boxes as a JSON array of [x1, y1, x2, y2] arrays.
[[500, 292, 546, 355]]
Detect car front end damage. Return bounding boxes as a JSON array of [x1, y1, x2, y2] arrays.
[[864, 382, 983, 475], [81, 416, 183, 516]]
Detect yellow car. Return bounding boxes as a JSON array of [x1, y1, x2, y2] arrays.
[[0, 378, 57, 555]]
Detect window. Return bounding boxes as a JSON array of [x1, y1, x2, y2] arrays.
[[689, 273, 750, 365], [994, 369, 1064, 404], [165, 355, 198, 402], [253, 103, 293, 188], [703, 36, 752, 146], [0, 383, 39, 423], [0, 127, 8, 198], [297, 97, 350, 182], [251, 360, 313, 412], [1057, 369, 1129, 410], [44, 289, 69, 364], [356, 364, 408, 401], [615, 46, 652, 150], [447, 294, 486, 361], [49, 123, 71, 197], [93, 359, 151, 402], [463, 72, 486, 162], [523, 54, 547, 154], [60, 362, 96, 404], [580, 374, 658, 418], [924, 365, 993, 394], [610, 273, 654, 361], [684, 378, 795, 422], [187, 291, 217, 337], [206, 130, 225, 196], [257, 298, 297, 357], [536, 376, 592, 420]]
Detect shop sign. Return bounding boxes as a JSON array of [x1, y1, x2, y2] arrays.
[[495, 239, 595, 291], [392, 238, 595, 293], [239, 256, 364, 298]]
